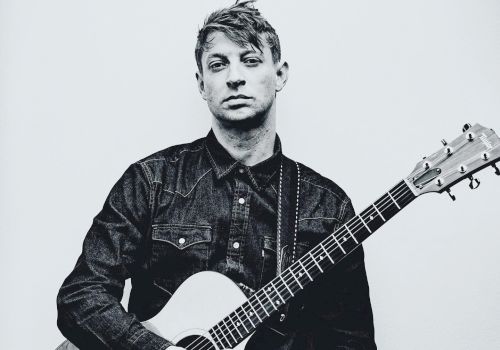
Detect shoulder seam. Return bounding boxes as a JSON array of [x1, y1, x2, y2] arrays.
[[138, 161, 153, 186], [167, 144, 205, 163], [301, 179, 343, 201]]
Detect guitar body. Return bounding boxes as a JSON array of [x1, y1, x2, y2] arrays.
[[57, 271, 252, 350]]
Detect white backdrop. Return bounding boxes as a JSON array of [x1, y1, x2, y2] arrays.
[[1, 0, 499, 349]]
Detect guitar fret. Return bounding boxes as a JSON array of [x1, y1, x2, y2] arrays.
[[320, 242, 335, 263], [333, 234, 346, 254], [234, 310, 249, 333], [298, 260, 313, 281], [279, 274, 294, 297], [217, 322, 232, 347], [263, 287, 278, 310], [345, 226, 358, 244], [242, 306, 256, 328], [309, 251, 323, 272], [222, 317, 237, 344], [214, 323, 228, 347], [290, 269, 303, 289], [373, 203, 386, 222], [210, 327, 224, 349], [387, 191, 401, 209], [228, 315, 243, 338], [271, 283, 286, 304], [255, 293, 271, 316], [358, 215, 372, 233], [248, 300, 263, 322]]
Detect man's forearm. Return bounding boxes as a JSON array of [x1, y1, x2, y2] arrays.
[[57, 262, 173, 349]]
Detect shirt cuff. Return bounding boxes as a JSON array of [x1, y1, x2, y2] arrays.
[[130, 328, 174, 350]]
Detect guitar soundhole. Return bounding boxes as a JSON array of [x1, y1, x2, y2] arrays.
[[177, 335, 217, 350]]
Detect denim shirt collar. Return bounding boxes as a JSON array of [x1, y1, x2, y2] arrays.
[[204, 129, 282, 191]]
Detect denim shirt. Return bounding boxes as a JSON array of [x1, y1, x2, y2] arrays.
[[57, 130, 376, 349]]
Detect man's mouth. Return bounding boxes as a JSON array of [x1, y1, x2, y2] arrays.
[[224, 94, 252, 102]]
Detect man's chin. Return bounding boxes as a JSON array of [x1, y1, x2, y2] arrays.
[[216, 110, 267, 129]]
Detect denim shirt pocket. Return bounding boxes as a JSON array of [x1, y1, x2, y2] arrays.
[[150, 223, 212, 294]]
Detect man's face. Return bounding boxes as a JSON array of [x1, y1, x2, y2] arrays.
[[197, 32, 287, 126]]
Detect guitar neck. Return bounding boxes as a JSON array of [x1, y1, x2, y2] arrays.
[[207, 180, 416, 349]]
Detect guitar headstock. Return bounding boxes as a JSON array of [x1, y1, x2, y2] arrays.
[[406, 123, 500, 198]]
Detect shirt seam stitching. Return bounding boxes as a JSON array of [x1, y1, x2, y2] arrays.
[[301, 179, 343, 201]]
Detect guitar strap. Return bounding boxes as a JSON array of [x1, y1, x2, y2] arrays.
[[275, 157, 301, 323]]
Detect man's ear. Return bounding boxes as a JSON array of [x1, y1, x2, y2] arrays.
[[196, 72, 207, 100], [275, 61, 289, 92]]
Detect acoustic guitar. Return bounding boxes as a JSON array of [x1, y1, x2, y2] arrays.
[[57, 123, 500, 350]]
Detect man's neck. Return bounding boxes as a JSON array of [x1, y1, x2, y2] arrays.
[[211, 115, 276, 167]]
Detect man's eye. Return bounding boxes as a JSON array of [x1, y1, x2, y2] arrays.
[[209, 62, 225, 71], [244, 58, 261, 65]]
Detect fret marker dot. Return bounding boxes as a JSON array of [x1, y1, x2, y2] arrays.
[[275, 300, 280, 305], [298, 272, 303, 277], [343, 237, 347, 242], [249, 312, 253, 316], [320, 255, 324, 260], [370, 215, 374, 220], [237, 322, 241, 326], [267, 287, 271, 291]]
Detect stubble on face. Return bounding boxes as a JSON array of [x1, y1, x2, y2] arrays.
[[198, 32, 278, 130]]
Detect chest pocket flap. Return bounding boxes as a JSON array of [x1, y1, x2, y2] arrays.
[[152, 224, 212, 250]]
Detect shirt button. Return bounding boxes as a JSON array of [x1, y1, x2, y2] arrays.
[[178, 237, 186, 245], [233, 242, 240, 249], [238, 198, 245, 205]]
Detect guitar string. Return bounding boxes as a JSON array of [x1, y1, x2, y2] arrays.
[[232, 183, 414, 329], [199, 138, 498, 349], [231, 182, 413, 327], [199, 140, 500, 347], [195, 183, 413, 350], [189, 188, 414, 350], [186, 182, 412, 350], [189, 139, 487, 349], [184, 181, 412, 350]]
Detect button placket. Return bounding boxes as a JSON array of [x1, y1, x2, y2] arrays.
[[227, 179, 249, 271]]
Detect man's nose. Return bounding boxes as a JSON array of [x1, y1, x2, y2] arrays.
[[226, 65, 246, 89]]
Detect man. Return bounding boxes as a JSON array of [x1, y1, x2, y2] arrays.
[[57, 1, 376, 349]]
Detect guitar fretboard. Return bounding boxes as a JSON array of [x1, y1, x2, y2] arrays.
[[206, 180, 416, 349]]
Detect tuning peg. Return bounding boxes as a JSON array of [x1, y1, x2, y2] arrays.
[[493, 163, 500, 176], [462, 123, 472, 133], [468, 175, 480, 189], [441, 139, 447, 146], [445, 188, 456, 201]]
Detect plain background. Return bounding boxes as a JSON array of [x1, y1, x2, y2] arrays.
[[1, 0, 499, 349]]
